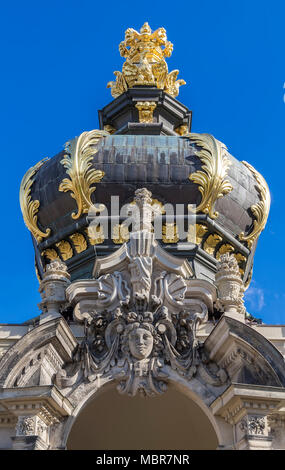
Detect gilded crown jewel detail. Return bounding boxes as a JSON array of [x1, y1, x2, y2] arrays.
[[107, 22, 186, 98]]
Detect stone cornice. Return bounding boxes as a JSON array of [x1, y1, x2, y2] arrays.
[[0, 385, 74, 424], [210, 383, 285, 424]]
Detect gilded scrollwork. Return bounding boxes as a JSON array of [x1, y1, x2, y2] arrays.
[[59, 130, 109, 220], [239, 161, 271, 249], [185, 133, 233, 219], [20, 158, 51, 242]]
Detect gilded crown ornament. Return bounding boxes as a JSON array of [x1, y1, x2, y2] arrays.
[[107, 22, 186, 98]]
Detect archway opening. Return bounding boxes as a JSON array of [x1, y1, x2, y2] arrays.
[[67, 385, 218, 450]]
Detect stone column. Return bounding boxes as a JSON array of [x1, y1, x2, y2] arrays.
[[215, 253, 245, 322], [39, 260, 71, 323]]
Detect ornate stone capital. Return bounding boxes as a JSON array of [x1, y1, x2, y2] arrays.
[[11, 414, 50, 450], [239, 415, 267, 436], [236, 414, 272, 450]]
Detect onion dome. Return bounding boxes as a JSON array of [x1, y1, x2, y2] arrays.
[[20, 23, 270, 287]]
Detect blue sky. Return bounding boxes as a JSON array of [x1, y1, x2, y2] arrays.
[[0, 0, 284, 324]]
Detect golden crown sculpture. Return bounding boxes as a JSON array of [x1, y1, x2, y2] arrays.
[[107, 22, 186, 98]]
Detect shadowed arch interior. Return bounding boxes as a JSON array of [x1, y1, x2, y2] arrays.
[[67, 385, 218, 450]]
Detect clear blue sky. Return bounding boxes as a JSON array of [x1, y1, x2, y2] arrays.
[[1, 0, 284, 324]]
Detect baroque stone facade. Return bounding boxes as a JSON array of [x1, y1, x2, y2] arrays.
[[1, 187, 285, 449], [3, 23, 284, 450]]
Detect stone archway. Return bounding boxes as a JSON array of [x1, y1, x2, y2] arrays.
[[66, 384, 219, 450]]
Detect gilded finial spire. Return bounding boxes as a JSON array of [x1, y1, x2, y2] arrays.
[[107, 23, 186, 99]]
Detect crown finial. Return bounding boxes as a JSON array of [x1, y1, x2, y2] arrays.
[[107, 23, 186, 99], [140, 22, 151, 35]]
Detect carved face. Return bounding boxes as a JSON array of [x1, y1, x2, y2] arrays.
[[129, 327, 153, 360]]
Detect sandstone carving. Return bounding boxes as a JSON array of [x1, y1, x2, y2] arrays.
[[56, 188, 228, 396]]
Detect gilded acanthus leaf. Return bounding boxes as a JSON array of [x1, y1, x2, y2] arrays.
[[203, 233, 222, 256], [56, 240, 73, 261], [59, 130, 109, 219], [85, 227, 105, 245], [234, 253, 247, 264], [20, 158, 51, 243], [239, 161, 271, 249], [185, 133, 233, 219], [189, 224, 208, 244], [41, 248, 59, 261], [70, 233, 87, 253], [216, 244, 235, 260]]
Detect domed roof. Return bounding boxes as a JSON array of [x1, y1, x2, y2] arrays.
[[19, 23, 270, 287], [20, 126, 269, 286]]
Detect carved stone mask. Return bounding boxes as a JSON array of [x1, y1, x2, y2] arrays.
[[128, 327, 154, 360]]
